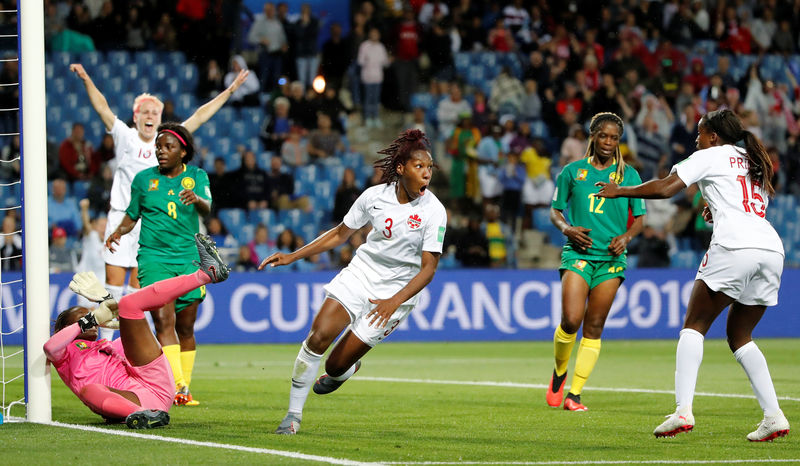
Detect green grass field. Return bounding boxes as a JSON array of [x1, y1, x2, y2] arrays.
[[2, 339, 798, 465]]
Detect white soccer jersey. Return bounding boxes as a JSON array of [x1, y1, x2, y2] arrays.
[[671, 145, 784, 255], [342, 183, 447, 303], [108, 118, 157, 212]]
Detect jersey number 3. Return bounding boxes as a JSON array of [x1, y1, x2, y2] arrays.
[[383, 218, 393, 238], [736, 175, 765, 218]]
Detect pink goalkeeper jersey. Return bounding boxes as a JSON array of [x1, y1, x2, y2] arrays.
[[44, 323, 174, 411]]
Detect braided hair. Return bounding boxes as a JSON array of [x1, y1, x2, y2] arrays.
[[700, 109, 774, 196], [585, 112, 626, 183], [374, 129, 431, 185], [157, 122, 196, 162]]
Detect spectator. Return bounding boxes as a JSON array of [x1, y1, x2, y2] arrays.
[[461, 14, 486, 52], [248, 2, 287, 92], [262, 96, 293, 152], [224, 55, 260, 107], [94, 133, 114, 164], [233, 150, 269, 210], [487, 17, 514, 52], [488, 66, 525, 115], [206, 216, 237, 250], [294, 3, 320, 90], [635, 94, 675, 142], [0, 214, 21, 271], [520, 79, 542, 122], [59, 122, 99, 182], [49, 226, 77, 273], [772, 19, 795, 54], [317, 87, 348, 133], [683, 58, 709, 95], [470, 90, 491, 133], [635, 114, 669, 181], [161, 99, 182, 123], [476, 124, 504, 205], [750, 8, 777, 54], [319, 22, 349, 92], [307, 113, 344, 161], [266, 155, 308, 211], [247, 223, 274, 267], [207, 157, 235, 210], [436, 83, 471, 142], [280, 125, 309, 169], [393, 8, 421, 113], [418, 0, 449, 28], [196, 59, 225, 100], [454, 216, 489, 267], [425, 20, 455, 82], [560, 124, 588, 167], [481, 203, 513, 268], [47, 178, 81, 236], [345, 11, 368, 111], [234, 245, 257, 272], [358, 26, 390, 129], [668, 103, 699, 166], [497, 148, 527, 227], [447, 112, 481, 203], [287, 81, 316, 129], [630, 225, 671, 268], [332, 167, 361, 223]]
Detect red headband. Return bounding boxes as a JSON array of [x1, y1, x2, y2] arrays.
[[159, 129, 187, 146]]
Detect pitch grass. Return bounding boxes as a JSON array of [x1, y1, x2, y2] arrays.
[[2, 339, 799, 465]]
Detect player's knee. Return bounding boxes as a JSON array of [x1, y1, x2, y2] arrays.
[[305, 333, 334, 355], [175, 324, 194, 340], [582, 321, 605, 339], [559, 319, 581, 335]]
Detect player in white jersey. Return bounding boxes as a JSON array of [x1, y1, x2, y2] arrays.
[[259, 129, 447, 435], [69, 63, 248, 401], [596, 109, 789, 442]]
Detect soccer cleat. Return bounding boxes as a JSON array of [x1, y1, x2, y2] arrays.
[[313, 360, 361, 395], [563, 392, 588, 411], [193, 233, 230, 283], [546, 369, 567, 407], [275, 413, 301, 435], [174, 384, 199, 406], [747, 410, 790, 442], [125, 409, 170, 429], [654, 410, 695, 437]]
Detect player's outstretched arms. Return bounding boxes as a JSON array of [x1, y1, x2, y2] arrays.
[[183, 69, 250, 133], [258, 222, 356, 270], [69, 63, 115, 131]]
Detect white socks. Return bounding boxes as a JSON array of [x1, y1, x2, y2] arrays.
[[287, 341, 323, 417], [675, 328, 704, 414], [734, 341, 781, 417]]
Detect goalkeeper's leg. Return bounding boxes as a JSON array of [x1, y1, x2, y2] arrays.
[[80, 383, 142, 420]]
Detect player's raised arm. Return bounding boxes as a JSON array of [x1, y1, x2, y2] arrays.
[[259, 222, 356, 270], [182, 69, 250, 133], [70, 63, 115, 131]]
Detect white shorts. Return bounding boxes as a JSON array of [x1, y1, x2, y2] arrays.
[[695, 244, 783, 306], [522, 177, 555, 205], [102, 209, 142, 269], [323, 268, 414, 347]]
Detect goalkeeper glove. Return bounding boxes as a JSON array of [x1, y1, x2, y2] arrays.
[[69, 271, 113, 303], [77, 299, 119, 332]]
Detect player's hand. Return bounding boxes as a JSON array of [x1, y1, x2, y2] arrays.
[[258, 252, 295, 270], [366, 298, 399, 328], [93, 299, 119, 328], [564, 225, 593, 250], [228, 69, 249, 93], [702, 205, 713, 223], [608, 234, 631, 256], [104, 232, 121, 253], [594, 181, 620, 198], [69, 63, 89, 80], [179, 188, 199, 205], [79, 198, 89, 210], [69, 271, 113, 302]]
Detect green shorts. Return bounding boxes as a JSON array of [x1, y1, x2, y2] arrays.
[[137, 258, 205, 312], [559, 250, 627, 289]]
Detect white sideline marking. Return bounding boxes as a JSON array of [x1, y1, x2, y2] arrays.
[[355, 377, 800, 402], [43, 421, 380, 466]]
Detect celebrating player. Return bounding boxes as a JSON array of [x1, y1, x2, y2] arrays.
[[105, 123, 211, 406], [260, 129, 447, 435], [597, 109, 790, 441], [70, 63, 246, 397], [44, 234, 229, 428], [547, 112, 646, 411]]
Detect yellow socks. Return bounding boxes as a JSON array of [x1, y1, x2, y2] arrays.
[[553, 324, 577, 376], [181, 350, 197, 387], [162, 344, 186, 389], [570, 337, 602, 395]]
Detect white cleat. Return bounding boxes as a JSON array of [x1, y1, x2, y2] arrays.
[[747, 410, 790, 442], [654, 410, 694, 438]]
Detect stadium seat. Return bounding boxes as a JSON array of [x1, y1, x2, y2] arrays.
[[529, 120, 550, 138], [134, 51, 157, 69], [244, 137, 262, 153], [50, 51, 72, 69], [213, 107, 235, 126], [229, 121, 247, 140], [233, 223, 255, 244], [466, 65, 485, 86], [477, 52, 498, 68], [149, 63, 168, 82], [248, 208, 274, 227], [78, 51, 102, 68], [240, 107, 262, 135], [45, 63, 55, 80], [411, 93, 434, 113], [212, 137, 232, 157], [164, 51, 186, 67], [72, 180, 89, 200], [175, 93, 197, 119], [87, 120, 105, 143], [295, 165, 317, 184], [49, 77, 68, 96], [218, 208, 247, 230], [107, 51, 130, 68], [73, 106, 92, 125], [256, 151, 273, 168], [454, 52, 471, 73], [313, 180, 334, 210], [177, 64, 199, 92], [129, 77, 150, 95], [324, 164, 345, 184], [278, 208, 304, 230], [94, 63, 112, 82], [299, 223, 318, 242], [342, 151, 363, 170], [163, 77, 180, 99]]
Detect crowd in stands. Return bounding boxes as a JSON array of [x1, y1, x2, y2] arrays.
[[5, 0, 800, 272]]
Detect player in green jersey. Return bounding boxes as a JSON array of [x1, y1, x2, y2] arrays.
[[105, 123, 211, 407], [546, 112, 646, 411]]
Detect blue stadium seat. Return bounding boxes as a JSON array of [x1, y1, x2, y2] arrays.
[[245, 137, 262, 153], [313, 180, 334, 210], [410, 92, 434, 113], [107, 51, 130, 68], [78, 51, 102, 68], [225, 151, 242, 170], [94, 63, 112, 82], [175, 93, 197, 119], [134, 51, 157, 69], [299, 223, 318, 242], [229, 121, 247, 140], [324, 164, 345, 184], [454, 52, 471, 73], [218, 208, 247, 230], [149, 63, 168, 82], [87, 120, 105, 142], [49, 77, 68, 96], [248, 208, 275, 228], [72, 180, 89, 200], [233, 223, 255, 244], [177, 64, 199, 92], [467, 65, 484, 86], [240, 107, 262, 135], [73, 106, 92, 125], [477, 52, 498, 68], [50, 51, 72, 69], [342, 151, 363, 170], [45, 63, 55, 80], [278, 209, 305, 230], [212, 137, 232, 157], [257, 151, 273, 168], [104, 76, 124, 95], [213, 107, 235, 126], [164, 51, 186, 67], [529, 120, 549, 138], [121, 63, 141, 82], [295, 165, 317, 184], [129, 77, 150, 95]]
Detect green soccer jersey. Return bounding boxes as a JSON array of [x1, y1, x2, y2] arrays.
[[552, 158, 646, 259], [127, 164, 212, 264]]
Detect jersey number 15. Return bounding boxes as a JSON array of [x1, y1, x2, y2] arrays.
[[736, 175, 765, 218]]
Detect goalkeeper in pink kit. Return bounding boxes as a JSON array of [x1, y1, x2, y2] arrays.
[[44, 234, 229, 428]]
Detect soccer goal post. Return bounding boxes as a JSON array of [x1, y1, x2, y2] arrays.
[[20, 0, 51, 423]]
